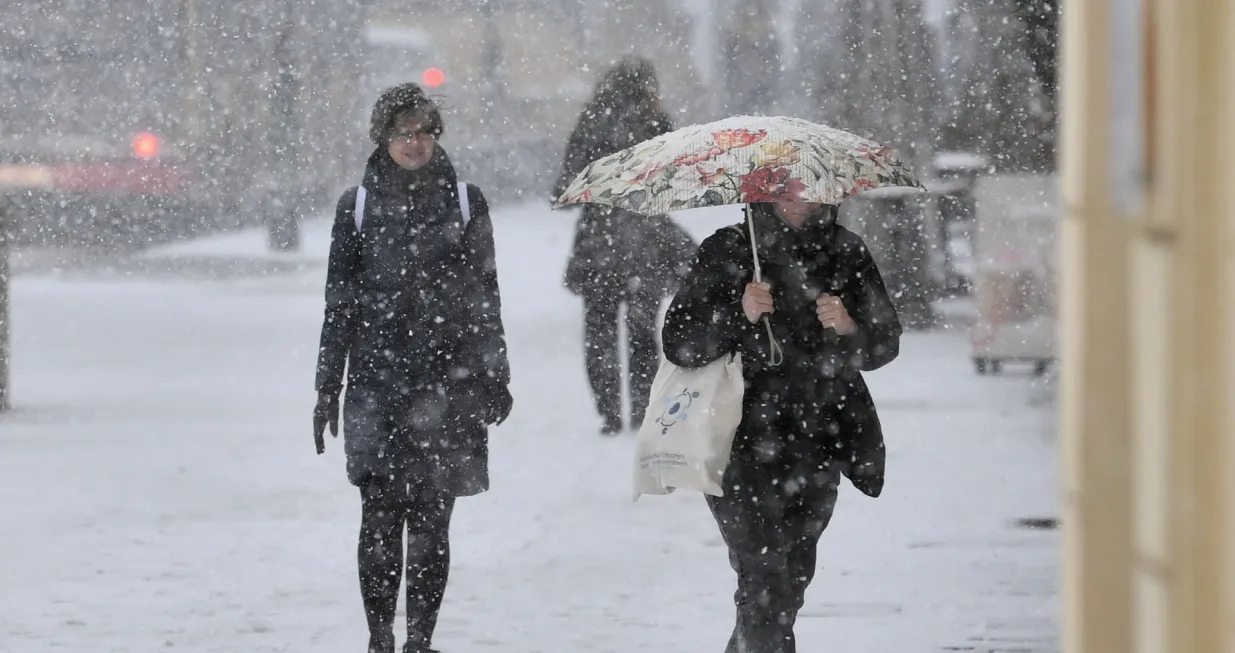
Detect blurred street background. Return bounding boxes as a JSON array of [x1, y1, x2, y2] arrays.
[[0, 1, 1091, 652]]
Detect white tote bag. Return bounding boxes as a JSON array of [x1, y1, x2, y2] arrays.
[[631, 205, 782, 501], [632, 352, 746, 500]]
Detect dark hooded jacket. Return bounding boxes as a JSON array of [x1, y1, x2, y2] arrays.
[[661, 204, 901, 497], [315, 145, 510, 493], [553, 95, 695, 300]]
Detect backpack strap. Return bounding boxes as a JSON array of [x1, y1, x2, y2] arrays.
[[458, 181, 471, 228], [353, 184, 469, 233], [353, 186, 368, 231]]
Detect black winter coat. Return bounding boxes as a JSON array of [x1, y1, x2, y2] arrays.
[[553, 103, 695, 300], [662, 204, 901, 497], [315, 146, 511, 492]]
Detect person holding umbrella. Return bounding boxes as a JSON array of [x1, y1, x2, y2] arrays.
[[552, 57, 697, 435], [662, 200, 901, 653], [313, 82, 513, 653], [554, 116, 916, 653]]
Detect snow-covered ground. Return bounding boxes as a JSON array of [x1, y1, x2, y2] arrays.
[[0, 203, 1059, 653]]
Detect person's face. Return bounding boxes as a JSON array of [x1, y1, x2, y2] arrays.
[[773, 201, 823, 229], [386, 112, 436, 171]]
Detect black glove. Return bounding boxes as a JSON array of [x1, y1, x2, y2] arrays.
[[485, 383, 513, 426], [312, 391, 341, 454]]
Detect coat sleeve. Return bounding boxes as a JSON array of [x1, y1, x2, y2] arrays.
[[315, 188, 362, 395], [462, 184, 511, 387], [665, 215, 699, 285], [662, 230, 759, 368], [646, 213, 699, 296], [839, 243, 903, 372], [552, 113, 602, 202]]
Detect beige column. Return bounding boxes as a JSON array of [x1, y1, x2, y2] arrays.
[[1058, 0, 1135, 651], [1065, 0, 1235, 650], [1135, 0, 1235, 650], [1228, 0, 1235, 639]]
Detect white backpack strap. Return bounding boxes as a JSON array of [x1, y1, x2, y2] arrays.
[[353, 186, 367, 231], [457, 181, 471, 228]]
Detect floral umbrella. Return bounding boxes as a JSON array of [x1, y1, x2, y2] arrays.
[[552, 115, 923, 216]]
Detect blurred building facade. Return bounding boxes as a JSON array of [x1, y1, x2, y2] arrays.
[[0, 0, 365, 242], [363, 0, 708, 202], [2, 0, 710, 227], [716, 0, 781, 117], [792, 0, 937, 175], [943, 0, 1056, 173]]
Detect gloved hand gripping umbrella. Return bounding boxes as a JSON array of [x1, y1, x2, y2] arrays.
[[552, 115, 924, 363]]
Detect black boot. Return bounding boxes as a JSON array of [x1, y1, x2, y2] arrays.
[[600, 415, 623, 435], [366, 631, 395, 653], [402, 491, 456, 653], [625, 291, 658, 433], [360, 482, 402, 653], [584, 297, 623, 437]]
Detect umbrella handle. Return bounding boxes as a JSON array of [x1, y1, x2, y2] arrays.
[[744, 204, 783, 367]]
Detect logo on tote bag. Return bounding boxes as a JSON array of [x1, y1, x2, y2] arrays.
[[655, 388, 701, 434]]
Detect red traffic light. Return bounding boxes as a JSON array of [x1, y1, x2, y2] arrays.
[[132, 132, 160, 159], [422, 68, 445, 88]]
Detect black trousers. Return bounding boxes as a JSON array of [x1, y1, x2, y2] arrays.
[[706, 460, 841, 653], [359, 477, 456, 653], [583, 291, 660, 427]]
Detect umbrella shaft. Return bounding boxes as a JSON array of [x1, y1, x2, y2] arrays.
[[745, 204, 763, 283]]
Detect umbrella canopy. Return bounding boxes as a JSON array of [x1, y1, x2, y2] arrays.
[[552, 115, 923, 216]]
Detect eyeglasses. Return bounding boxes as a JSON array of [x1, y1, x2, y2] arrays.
[[390, 129, 436, 144]]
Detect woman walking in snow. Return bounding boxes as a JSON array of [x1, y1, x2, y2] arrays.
[[662, 201, 901, 653], [312, 83, 513, 653], [552, 57, 697, 435]]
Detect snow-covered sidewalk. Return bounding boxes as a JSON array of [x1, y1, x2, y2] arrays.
[[0, 204, 1059, 653]]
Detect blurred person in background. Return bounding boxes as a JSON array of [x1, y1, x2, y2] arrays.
[[313, 83, 513, 653], [552, 56, 698, 435], [662, 201, 902, 653]]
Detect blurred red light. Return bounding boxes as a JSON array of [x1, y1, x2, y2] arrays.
[[133, 132, 160, 159], [422, 68, 445, 88]]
